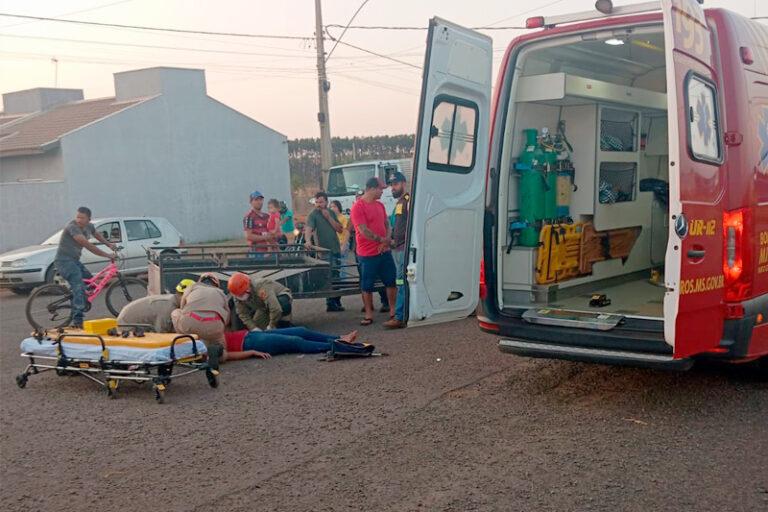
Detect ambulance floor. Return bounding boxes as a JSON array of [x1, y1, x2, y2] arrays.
[[550, 278, 665, 319]]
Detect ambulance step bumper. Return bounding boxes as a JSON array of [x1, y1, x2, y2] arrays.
[[499, 338, 694, 371]]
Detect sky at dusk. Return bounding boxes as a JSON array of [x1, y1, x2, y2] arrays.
[[0, 0, 764, 139]]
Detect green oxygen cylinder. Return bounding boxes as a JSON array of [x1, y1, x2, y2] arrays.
[[517, 129, 545, 247], [541, 127, 558, 220]]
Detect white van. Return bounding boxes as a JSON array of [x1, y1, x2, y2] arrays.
[[324, 159, 413, 215]]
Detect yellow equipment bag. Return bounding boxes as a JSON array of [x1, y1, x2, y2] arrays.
[[83, 318, 118, 335], [536, 223, 583, 284]]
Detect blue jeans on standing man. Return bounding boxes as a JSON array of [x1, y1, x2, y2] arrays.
[[393, 248, 406, 322], [326, 252, 343, 309], [55, 257, 92, 325]]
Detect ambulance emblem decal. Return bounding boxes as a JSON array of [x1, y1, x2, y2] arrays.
[[695, 94, 713, 147], [758, 107, 768, 173]]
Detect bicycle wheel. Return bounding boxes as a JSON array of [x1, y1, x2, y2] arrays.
[[105, 277, 148, 316], [25, 284, 73, 330]]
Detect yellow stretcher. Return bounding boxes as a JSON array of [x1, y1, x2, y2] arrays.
[[16, 320, 218, 403], [536, 223, 583, 284]]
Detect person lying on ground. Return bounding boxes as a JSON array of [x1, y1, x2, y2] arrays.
[[223, 327, 373, 360], [117, 278, 194, 333], [227, 272, 293, 330]]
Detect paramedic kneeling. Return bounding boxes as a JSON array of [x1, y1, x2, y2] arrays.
[[55, 206, 117, 328], [227, 272, 293, 330], [117, 279, 194, 332], [350, 177, 397, 326], [171, 273, 229, 369]]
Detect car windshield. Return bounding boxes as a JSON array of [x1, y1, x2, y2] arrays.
[[327, 164, 376, 196], [42, 231, 62, 245]]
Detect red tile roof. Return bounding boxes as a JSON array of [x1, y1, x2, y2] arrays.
[[0, 114, 24, 127], [0, 96, 149, 156]]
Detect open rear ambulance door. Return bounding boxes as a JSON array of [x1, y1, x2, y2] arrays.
[[662, 0, 726, 357], [405, 18, 492, 327]]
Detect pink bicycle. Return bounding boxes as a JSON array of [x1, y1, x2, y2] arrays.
[[25, 250, 147, 330]]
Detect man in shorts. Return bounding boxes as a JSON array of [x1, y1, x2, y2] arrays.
[[350, 177, 397, 326]]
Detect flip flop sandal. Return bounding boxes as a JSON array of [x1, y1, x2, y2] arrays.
[[360, 318, 374, 326]]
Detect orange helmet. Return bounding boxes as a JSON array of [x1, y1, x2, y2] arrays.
[[227, 272, 250, 296]]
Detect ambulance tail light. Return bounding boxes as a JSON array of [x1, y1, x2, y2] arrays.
[[723, 208, 752, 302], [479, 259, 488, 300]]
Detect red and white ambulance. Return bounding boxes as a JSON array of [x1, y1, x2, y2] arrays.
[[404, 0, 768, 369]]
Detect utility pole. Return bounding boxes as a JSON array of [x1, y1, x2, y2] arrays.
[[314, 0, 333, 188]]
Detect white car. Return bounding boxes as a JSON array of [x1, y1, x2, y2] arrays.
[[0, 217, 184, 294]]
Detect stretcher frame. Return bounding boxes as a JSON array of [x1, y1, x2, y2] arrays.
[[15, 328, 219, 403]]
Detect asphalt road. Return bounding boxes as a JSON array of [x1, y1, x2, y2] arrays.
[[0, 290, 766, 512]]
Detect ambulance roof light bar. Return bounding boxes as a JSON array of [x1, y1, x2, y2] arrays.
[[525, 1, 663, 29]]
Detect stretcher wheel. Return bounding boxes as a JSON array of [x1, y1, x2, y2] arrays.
[[106, 379, 118, 399], [205, 369, 219, 388], [153, 384, 166, 404], [15, 373, 28, 389]]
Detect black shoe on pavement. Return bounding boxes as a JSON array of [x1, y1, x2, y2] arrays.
[[326, 304, 345, 312], [207, 344, 223, 371], [69, 322, 83, 330]]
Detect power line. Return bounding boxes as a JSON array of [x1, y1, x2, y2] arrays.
[[334, 39, 421, 69], [482, 0, 567, 27], [0, 33, 319, 59], [0, 12, 312, 41], [0, 0, 133, 29], [325, 0, 371, 62], [323, 26, 421, 70], [0, 50, 319, 76]]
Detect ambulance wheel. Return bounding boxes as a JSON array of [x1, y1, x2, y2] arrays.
[[153, 384, 166, 404], [205, 369, 219, 388], [758, 356, 768, 374], [15, 373, 28, 389]]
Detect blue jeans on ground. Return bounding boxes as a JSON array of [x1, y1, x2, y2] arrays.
[[55, 257, 92, 325], [393, 249, 406, 322], [326, 252, 342, 308], [242, 327, 370, 355]]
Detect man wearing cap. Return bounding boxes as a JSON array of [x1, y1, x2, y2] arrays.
[[350, 176, 397, 326], [383, 171, 410, 329], [116, 279, 193, 333], [243, 190, 274, 254]]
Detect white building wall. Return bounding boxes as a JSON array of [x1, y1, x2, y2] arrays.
[[0, 180, 69, 251], [60, 92, 290, 244], [0, 149, 64, 183]]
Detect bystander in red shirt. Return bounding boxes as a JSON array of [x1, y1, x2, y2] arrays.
[[350, 198, 389, 257]]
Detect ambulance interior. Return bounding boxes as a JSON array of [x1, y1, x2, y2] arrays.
[[498, 27, 670, 321]]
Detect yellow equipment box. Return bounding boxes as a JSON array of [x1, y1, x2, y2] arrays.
[[536, 223, 583, 284], [83, 318, 118, 335]]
